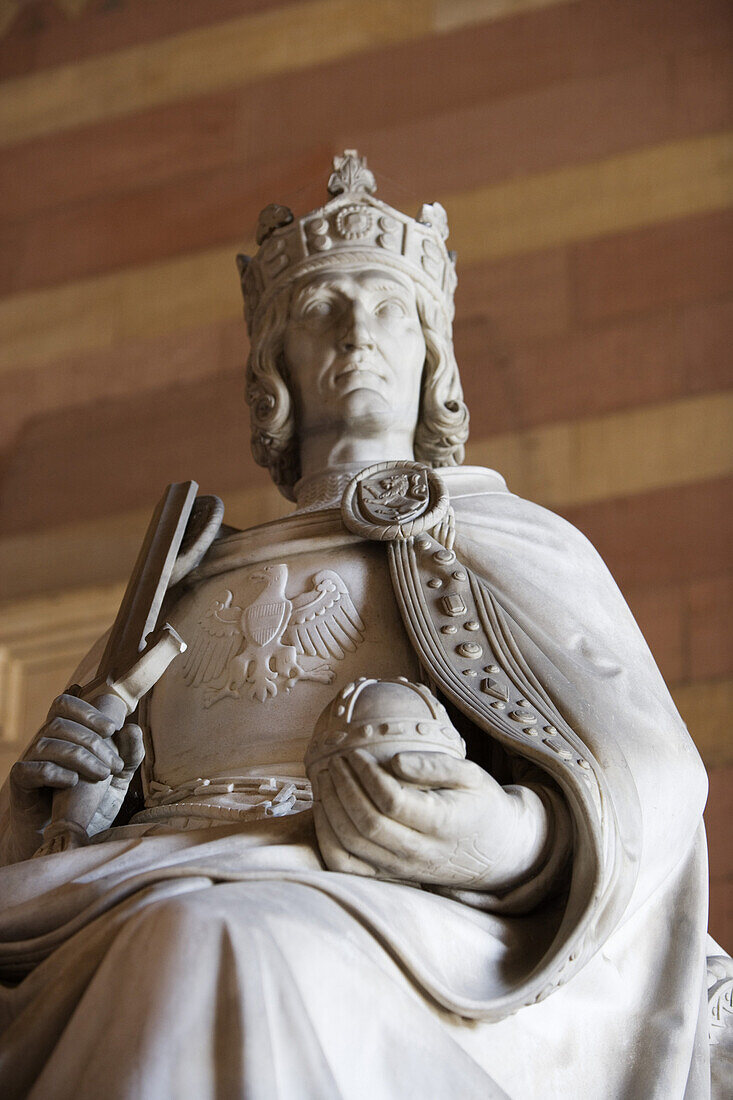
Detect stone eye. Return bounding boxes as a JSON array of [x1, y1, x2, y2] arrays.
[[375, 298, 407, 319], [303, 299, 334, 319]]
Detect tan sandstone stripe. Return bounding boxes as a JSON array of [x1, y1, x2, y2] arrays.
[[0, 394, 730, 601], [0, 132, 730, 372], [434, 0, 571, 32], [447, 131, 733, 264], [0, 0, 576, 146], [465, 391, 733, 509], [0, 2, 19, 38]]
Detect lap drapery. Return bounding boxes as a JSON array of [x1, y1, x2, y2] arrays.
[[0, 814, 708, 1099], [7, 880, 503, 1100]]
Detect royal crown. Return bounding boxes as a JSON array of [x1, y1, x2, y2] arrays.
[[237, 150, 457, 333]]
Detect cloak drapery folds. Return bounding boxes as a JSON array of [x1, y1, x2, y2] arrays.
[[0, 466, 711, 1098]]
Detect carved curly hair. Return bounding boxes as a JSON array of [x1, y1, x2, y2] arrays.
[[245, 281, 469, 501]]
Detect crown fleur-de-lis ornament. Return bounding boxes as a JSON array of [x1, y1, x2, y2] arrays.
[[327, 150, 377, 196]]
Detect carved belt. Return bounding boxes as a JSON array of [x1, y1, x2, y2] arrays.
[[340, 460, 621, 1008], [132, 775, 313, 826]]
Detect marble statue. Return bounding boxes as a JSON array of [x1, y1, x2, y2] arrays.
[[0, 151, 730, 1098]]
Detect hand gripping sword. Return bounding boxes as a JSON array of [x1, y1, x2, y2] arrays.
[[37, 481, 199, 855]]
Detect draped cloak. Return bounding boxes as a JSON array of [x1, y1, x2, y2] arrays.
[[0, 466, 713, 1099]]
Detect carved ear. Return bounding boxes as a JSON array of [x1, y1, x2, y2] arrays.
[[236, 254, 251, 278]]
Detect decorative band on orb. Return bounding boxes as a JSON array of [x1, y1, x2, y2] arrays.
[[340, 461, 450, 541]]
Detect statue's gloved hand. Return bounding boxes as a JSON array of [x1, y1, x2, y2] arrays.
[[313, 748, 553, 891], [9, 693, 144, 860]]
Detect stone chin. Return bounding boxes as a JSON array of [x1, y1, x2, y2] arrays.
[[337, 385, 393, 425]]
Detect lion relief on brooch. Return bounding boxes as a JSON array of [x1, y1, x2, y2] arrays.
[[181, 565, 365, 705]]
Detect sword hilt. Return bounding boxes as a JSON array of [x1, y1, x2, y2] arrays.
[[36, 625, 186, 856]]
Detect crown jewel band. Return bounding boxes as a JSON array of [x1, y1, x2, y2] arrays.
[[237, 150, 457, 333]]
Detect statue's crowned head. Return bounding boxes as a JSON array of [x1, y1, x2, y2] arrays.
[[238, 151, 469, 500]]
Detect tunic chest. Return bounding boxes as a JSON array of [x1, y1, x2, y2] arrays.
[[145, 539, 421, 787]]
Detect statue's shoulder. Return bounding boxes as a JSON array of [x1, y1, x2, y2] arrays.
[[442, 464, 605, 566], [435, 464, 509, 503], [440, 467, 593, 567]]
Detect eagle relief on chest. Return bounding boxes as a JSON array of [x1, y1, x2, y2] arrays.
[[181, 565, 366, 705]]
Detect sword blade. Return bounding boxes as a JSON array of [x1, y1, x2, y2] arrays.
[[96, 480, 198, 682]]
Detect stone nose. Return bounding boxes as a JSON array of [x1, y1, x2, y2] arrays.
[[338, 301, 374, 352]]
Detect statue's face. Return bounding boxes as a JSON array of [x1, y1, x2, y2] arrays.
[[282, 268, 426, 439]]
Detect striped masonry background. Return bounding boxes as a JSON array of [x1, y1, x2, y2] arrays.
[[0, 0, 730, 941]]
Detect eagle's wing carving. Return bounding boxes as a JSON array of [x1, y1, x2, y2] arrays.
[[283, 570, 365, 660], [181, 589, 243, 687]]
